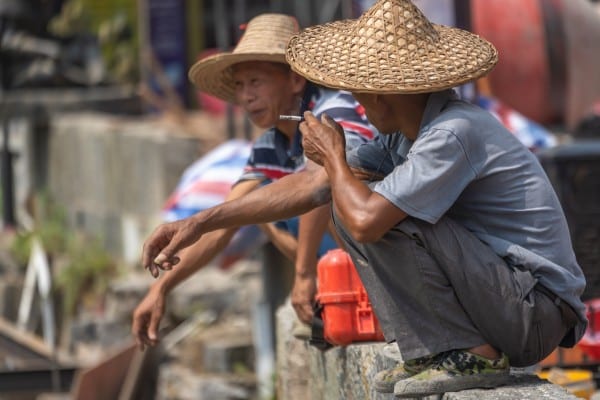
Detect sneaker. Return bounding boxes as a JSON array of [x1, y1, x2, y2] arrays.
[[393, 350, 510, 398], [374, 353, 437, 393]]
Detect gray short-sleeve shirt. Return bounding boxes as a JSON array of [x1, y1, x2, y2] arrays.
[[347, 90, 586, 334]]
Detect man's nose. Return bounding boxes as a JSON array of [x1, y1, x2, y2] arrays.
[[237, 85, 255, 104]]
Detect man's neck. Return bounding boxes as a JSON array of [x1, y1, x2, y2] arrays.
[[276, 121, 299, 140], [395, 94, 430, 140]]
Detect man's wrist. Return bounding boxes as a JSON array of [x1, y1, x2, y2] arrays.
[[151, 278, 172, 296], [324, 153, 349, 180], [295, 270, 316, 279]]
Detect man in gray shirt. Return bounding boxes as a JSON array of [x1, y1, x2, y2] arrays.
[[141, 0, 587, 397]]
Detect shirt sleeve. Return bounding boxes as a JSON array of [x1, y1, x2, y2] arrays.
[[312, 90, 376, 148], [346, 136, 395, 175], [373, 129, 477, 224], [237, 147, 267, 182]]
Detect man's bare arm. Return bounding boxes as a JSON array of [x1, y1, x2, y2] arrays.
[[301, 112, 407, 243], [143, 166, 331, 270]]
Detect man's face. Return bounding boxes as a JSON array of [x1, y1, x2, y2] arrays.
[[232, 61, 301, 129], [352, 92, 394, 134]]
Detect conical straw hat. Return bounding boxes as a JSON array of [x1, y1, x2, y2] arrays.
[[189, 14, 299, 103], [286, 0, 498, 94]]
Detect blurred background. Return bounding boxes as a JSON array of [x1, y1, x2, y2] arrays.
[[0, 0, 599, 399]]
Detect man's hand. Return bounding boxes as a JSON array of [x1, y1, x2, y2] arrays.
[[131, 287, 166, 351], [142, 218, 203, 277], [291, 273, 317, 324], [300, 112, 346, 167]]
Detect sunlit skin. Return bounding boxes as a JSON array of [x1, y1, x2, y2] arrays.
[[232, 61, 306, 139]]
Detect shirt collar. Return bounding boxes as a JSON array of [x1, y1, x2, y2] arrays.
[[418, 89, 457, 136]]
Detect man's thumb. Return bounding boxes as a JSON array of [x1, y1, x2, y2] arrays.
[[321, 113, 343, 134], [154, 247, 178, 267]]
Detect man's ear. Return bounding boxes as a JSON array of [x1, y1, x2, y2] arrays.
[[290, 72, 307, 96]]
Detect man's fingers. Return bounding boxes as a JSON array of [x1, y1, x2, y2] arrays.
[[303, 110, 317, 123], [154, 250, 180, 268], [142, 242, 158, 271], [321, 113, 335, 128], [148, 263, 158, 278], [148, 305, 163, 342], [321, 113, 345, 136], [293, 301, 314, 324], [153, 252, 168, 266], [300, 305, 313, 324], [157, 255, 180, 271], [132, 315, 149, 351]]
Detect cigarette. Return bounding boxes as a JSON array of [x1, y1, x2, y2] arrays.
[[279, 115, 303, 121]]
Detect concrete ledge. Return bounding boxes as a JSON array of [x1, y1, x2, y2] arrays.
[[307, 342, 579, 400], [443, 373, 579, 400], [276, 301, 579, 399]]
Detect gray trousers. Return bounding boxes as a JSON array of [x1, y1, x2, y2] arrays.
[[332, 214, 571, 367]]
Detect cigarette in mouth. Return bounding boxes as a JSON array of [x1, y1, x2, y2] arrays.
[[279, 115, 303, 121]]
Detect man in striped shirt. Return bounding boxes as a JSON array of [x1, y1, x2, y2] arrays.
[[132, 13, 376, 349]]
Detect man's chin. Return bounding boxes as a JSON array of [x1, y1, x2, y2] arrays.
[[248, 115, 272, 129]]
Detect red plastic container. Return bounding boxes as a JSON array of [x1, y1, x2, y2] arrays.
[[575, 298, 600, 360], [316, 249, 385, 346]]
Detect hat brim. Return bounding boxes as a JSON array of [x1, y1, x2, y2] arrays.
[[286, 19, 498, 94], [189, 52, 287, 104]]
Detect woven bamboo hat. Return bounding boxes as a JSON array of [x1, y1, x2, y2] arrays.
[[188, 14, 299, 103], [286, 0, 498, 94]]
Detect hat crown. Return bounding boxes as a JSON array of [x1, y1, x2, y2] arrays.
[[233, 13, 299, 55], [353, 0, 439, 60]]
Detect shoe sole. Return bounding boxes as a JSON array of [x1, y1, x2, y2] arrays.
[[394, 372, 511, 398], [374, 367, 418, 393], [373, 380, 396, 393]]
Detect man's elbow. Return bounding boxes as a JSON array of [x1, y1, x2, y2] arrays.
[[346, 214, 386, 243]]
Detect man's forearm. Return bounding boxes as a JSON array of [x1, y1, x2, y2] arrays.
[[153, 228, 238, 294], [191, 169, 330, 235], [325, 157, 372, 220]]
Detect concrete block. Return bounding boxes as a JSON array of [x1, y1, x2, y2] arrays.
[[47, 112, 205, 264], [309, 342, 396, 400], [275, 300, 312, 400], [443, 374, 579, 399]]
